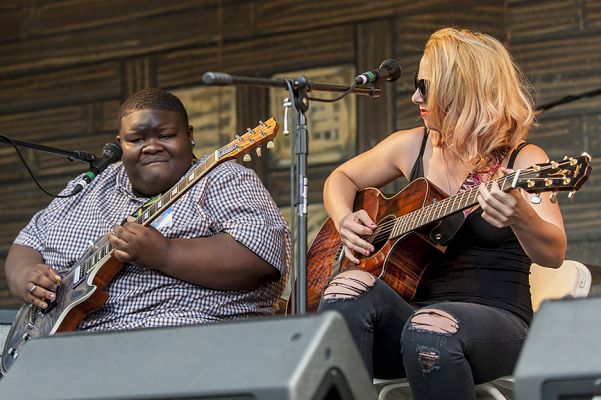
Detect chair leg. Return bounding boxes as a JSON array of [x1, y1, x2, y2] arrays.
[[375, 378, 512, 400], [477, 382, 508, 400], [374, 379, 411, 400]]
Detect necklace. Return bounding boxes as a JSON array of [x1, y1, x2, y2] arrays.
[[441, 147, 457, 195]]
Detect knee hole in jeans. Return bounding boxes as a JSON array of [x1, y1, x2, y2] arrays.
[[409, 308, 459, 335], [323, 270, 376, 301], [415, 345, 441, 373]]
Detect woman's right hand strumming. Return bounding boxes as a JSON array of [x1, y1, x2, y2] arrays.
[[322, 128, 424, 265], [338, 210, 377, 264]]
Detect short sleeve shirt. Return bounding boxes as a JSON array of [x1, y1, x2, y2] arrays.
[[15, 159, 290, 331]]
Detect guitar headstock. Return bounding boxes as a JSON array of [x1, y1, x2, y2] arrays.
[[216, 117, 279, 162], [513, 153, 592, 200]]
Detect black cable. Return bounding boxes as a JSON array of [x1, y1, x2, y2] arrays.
[[537, 86, 601, 111], [0, 134, 77, 198], [306, 82, 361, 103]]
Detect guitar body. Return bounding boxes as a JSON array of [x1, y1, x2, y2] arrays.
[[1, 250, 123, 375], [306, 178, 448, 311]]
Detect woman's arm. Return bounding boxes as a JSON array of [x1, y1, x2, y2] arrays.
[[477, 145, 567, 267], [323, 127, 425, 262]]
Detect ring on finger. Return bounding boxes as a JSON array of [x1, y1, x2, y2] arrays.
[[29, 284, 37, 294]]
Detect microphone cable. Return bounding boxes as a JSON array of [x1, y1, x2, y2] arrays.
[[0, 134, 108, 199]]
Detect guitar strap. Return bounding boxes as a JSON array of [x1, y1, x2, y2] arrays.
[[459, 141, 529, 216], [130, 194, 162, 219], [507, 141, 530, 169]]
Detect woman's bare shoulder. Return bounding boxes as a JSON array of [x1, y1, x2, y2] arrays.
[[380, 126, 428, 170], [512, 143, 548, 169], [382, 126, 427, 150]]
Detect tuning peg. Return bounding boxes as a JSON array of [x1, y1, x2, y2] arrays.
[[530, 193, 541, 205], [235, 135, 243, 141], [259, 120, 266, 128], [550, 161, 559, 169], [568, 190, 577, 202], [549, 190, 558, 203], [266, 140, 275, 149], [256, 147, 262, 157], [243, 154, 252, 162], [582, 152, 592, 162]]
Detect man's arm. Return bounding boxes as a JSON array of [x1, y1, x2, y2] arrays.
[[109, 163, 289, 291], [109, 224, 277, 290], [4, 244, 60, 308]]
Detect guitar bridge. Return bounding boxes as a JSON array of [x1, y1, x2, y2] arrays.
[[329, 244, 346, 278]]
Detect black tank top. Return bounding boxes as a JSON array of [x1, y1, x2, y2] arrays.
[[410, 129, 533, 324]]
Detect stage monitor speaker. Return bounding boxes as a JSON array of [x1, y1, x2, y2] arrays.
[[0, 309, 17, 356], [514, 297, 601, 400], [0, 311, 376, 400]]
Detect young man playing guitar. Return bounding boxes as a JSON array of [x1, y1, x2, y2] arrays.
[[5, 88, 290, 332], [318, 28, 567, 400]]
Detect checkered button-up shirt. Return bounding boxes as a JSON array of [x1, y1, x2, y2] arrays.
[[15, 159, 290, 331]]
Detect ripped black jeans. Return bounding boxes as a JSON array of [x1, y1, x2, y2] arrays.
[[318, 274, 528, 400]]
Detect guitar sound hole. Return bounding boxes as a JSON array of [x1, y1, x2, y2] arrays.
[[367, 216, 395, 253]]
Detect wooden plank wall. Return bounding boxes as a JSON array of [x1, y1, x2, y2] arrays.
[[0, 0, 599, 307]]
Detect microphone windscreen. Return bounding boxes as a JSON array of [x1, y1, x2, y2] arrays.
[[202, 72, 233, 86], [381, 59, 401, 82]]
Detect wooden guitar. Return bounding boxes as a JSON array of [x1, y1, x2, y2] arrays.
[[0, 118, 279, 375], [305, 154, 592, 311]]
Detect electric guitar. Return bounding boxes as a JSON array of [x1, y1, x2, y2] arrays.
[[305, 154, 592, 311], [1, 118, 279, 375]]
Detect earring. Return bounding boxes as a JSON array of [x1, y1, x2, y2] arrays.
[[190, 139, 196, 145]]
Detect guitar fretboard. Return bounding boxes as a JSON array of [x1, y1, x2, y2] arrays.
[[388, 173, 514, 239]]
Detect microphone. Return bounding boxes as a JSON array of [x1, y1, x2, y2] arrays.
[[202, 72, 233, 86], [354, 59, 402, 85], [71, 143, 122, 195]]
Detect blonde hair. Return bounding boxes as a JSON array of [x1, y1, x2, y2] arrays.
[[424, 27, 535, 169]]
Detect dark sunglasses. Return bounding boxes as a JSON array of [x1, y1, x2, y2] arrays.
[[414, 72, 429, 101]]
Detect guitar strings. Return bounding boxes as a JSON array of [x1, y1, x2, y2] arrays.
[[369, 161, 573, 244], [363, 164, 562, 245], [364, 172, 514, 244]]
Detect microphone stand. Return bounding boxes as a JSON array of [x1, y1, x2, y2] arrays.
[[203, 72, 380, 315], [0, 135, 97, 163], [0, 134, 99, 198]]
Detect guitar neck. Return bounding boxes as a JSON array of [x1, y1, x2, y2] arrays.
[[389, 172, 518, 239]]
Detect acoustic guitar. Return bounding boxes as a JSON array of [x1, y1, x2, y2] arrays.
[[1, 118, 279, 375], [305, 154, 591, 311]]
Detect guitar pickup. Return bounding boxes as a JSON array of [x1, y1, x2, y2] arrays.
[[73, 265, 85, 288]]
